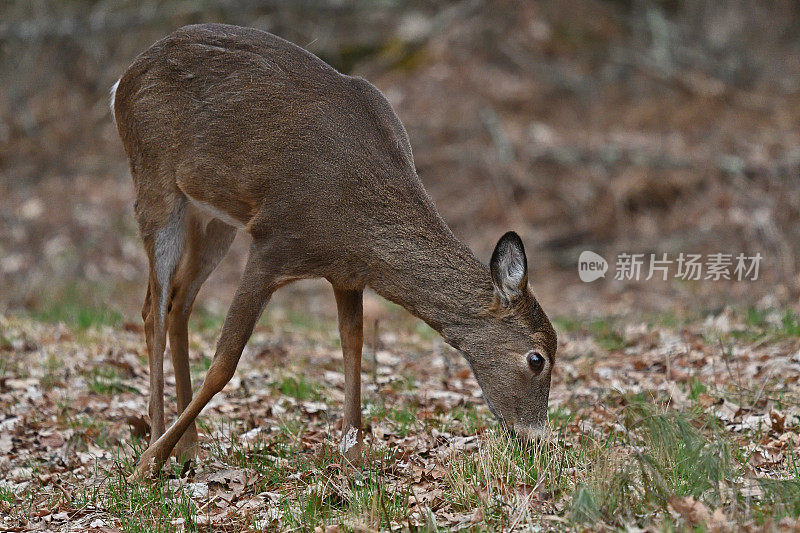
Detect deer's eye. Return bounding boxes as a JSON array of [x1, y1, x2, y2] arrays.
[[527, 351, 545, 374]]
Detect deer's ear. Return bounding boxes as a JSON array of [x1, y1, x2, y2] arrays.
[[490, 231, 528, 306]]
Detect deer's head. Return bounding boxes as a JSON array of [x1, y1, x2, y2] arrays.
[[461, 232, 557, 440]]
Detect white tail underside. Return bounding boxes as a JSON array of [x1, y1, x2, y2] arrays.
[[109, 79, 120, 123]]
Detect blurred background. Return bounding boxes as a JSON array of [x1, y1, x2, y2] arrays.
[[2, 0, 800, 324]]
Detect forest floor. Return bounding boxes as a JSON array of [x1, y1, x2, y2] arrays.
[[1, 300, 799, 532], [5, 2, 800, 531]]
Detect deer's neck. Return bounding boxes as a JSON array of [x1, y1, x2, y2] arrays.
[[367, 216, 494, 349]]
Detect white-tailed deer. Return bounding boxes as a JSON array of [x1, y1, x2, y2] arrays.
[[112, 23, 557, 479]]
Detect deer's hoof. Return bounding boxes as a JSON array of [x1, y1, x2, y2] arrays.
[[127, 447, 160, 481], [340, 427, 363, 467]]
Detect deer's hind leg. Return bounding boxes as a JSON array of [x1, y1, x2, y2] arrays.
[[137, 193, 188, 446], [333, 288, 364, 466], [130, 242, 281, 480], [166, 213, 236, 460]]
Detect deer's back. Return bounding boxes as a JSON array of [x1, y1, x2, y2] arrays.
[[115, 24, 428, 242]]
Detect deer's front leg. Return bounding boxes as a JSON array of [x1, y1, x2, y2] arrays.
[[334, 288, 364, 466]]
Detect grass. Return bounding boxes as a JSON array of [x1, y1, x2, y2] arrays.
[[189, 307, 225, 333], [283, 308, 334, 336], [779, 311, 800, 337], [275, 375, 321, 401], [32, 283, 122, 330], [40, 353, 63, 390], [439, 395, 800, 529], [688, 376, 707, 400], [0, 485, 15, 503], [61, 409, 114, 449], [366, 400, 420, 436], [274, 445, 412, 530], [0, 355, 27, 380], [588, 319, 628, 351], [557, 306, 800, 357], [11, 387, 800, 531], [208, 420, 302, 491], [71, 424, 416, 531], [552, 316, 629, 352], [190, 353, 213, 382], [86, 365, 136, 395], [570, 399, 800, 528], [445, 430, 569, 523], [440, 405, 488, 434], [74, 440, 206, 533], [716, 307, 800, 344]]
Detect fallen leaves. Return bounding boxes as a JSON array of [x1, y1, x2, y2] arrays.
[[771, 409, 786, 433], [668, 496, 729, 529], [0, 309, 798, 530], [125, 414, 150, 438], [203, 467, 252, 496]]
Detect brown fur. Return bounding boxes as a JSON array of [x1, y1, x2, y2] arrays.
[[113, 24, 557, 478]]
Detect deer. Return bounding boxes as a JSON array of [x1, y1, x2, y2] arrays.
[[111, 23, 557, 480]]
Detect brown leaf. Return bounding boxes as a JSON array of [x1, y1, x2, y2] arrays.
[[749, 450, 767, 467], [770, 410, 785, 433], [749, 448, 783, 468], [204, 467, 250, 498], [39, 431, 65, 449], [125, 415, 150, 438], [668, 496, 711, 524], [708, 508, 729, 532], [697, 393, 718, 408]]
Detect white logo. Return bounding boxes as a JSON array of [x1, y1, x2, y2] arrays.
[[578, 251, 608, 282]]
